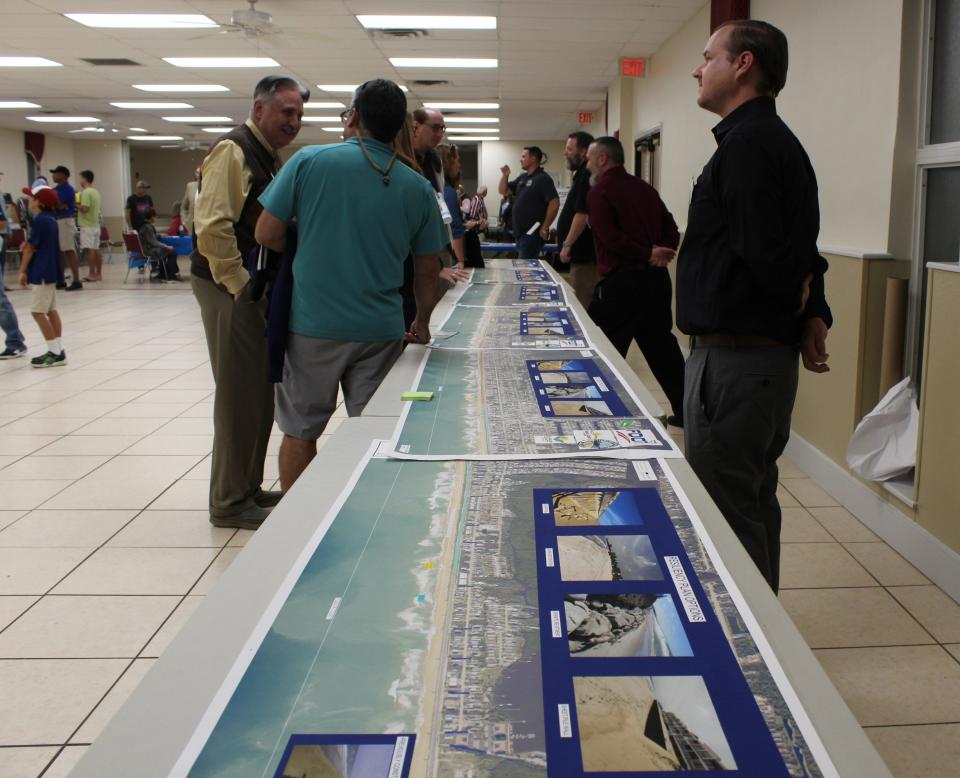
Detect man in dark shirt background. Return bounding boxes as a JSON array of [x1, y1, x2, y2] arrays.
[[557, 130, 597, 309], [125, 180, 154, 232], [498, 146, 559, 259], [678, 19, 832, 592], [586, 136, 686, 427]]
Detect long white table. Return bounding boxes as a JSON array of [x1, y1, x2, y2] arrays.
[[73, 268, 892, 778]]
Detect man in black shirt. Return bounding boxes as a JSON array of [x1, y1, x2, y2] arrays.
[[498, 146, 559, 259], [677, 19, 832, 592], [125, 180, 153, 232], [557, 131, 597, 309]]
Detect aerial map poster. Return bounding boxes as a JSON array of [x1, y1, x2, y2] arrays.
[[173, 450, 834, 778], [387, 348, 681, 459], [456, 281, 566, 308], [431, 304, 589, 350]]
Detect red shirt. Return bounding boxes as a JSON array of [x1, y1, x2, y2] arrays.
[[587, 165, 679, 277]]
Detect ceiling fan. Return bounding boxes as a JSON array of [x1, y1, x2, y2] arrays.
[[160, 139, 207, 151], [191, 0, 280, 39]]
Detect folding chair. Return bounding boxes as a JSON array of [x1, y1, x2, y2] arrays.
[[5, 228, 25, 270], [100, 225, 123, 264], [122, 230, 153, 283]]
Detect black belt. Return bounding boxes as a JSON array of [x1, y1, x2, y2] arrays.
[[690, 333, 784, 349]]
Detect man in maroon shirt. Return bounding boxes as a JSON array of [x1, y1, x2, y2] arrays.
[[586, 136, 686, 426]]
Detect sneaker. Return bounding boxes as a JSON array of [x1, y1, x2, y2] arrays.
[[65, 281, 83, 291], [254, 489, 283, 508], [209, 505, 272, 530], [30, 350, 67, 368], [0, 347, 27, 360]]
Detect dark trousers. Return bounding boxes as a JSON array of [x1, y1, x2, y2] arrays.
[[683, 344, 799, 591], [192, 276, 274, 518], [516, 233, 544, 259], [588, 265, 685, 417], [463, 230, 485, 268]]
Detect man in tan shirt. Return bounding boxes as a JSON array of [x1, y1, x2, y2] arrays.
[[191, 75, 307, 529]]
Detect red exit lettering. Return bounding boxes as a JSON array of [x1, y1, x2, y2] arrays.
[[621, 58, 646, 77], [578, 112, 593, 124]]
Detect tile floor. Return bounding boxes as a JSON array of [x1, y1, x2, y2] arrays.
[[0, 264, 958, 777]]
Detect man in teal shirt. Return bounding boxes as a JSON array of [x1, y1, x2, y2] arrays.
[[256, 78, 445, 489]]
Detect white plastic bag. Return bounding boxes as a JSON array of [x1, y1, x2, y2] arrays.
[[846, 377, 919, 481]]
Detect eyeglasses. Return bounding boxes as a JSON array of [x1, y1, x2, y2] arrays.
[[424, 122, 446, 132]]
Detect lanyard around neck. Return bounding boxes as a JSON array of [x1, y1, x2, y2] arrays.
[[356, 135, 398, 186]]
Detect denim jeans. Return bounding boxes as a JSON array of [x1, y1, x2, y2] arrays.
[[0, 279, 26, 352], [515, 233, 544, 259]]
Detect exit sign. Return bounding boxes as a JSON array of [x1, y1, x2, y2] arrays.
[[578, 111, 593, 124], [621, 58, 646, 77]]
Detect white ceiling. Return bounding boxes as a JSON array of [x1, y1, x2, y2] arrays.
[[0, 0, 706, 145]]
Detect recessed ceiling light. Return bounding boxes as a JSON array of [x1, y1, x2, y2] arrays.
[[201, 127, 234, 133], [26, 116, 100, 123], [164, 57, 280, 68], [127, 135, 183, 141], [356, 15, 496, 30], [317, 84, 408, 93], [305, 101, 346, 109], [65, 14, 218, 29], [321, 127, 344, 132], [301, 117, 342, 123], [69, 127, 105, 133], [133, 84, 229, 93], [129, 127, 147, 132], [446, 126, 499, 133], [424, 102, 499, 110], [390, 58, 497, 68], [0, 57, 62, 67], [448, 136, 499, 141], [0, 100, 41, 108], [445, 117, 500, 123], [162, 116, 233, 123], [111, 102, 194, 109]]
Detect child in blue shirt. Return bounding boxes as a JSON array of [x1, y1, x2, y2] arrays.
[[18, 185, 66, 367]]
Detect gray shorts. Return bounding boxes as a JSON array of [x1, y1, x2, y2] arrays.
[[276, 333, 403, 440]]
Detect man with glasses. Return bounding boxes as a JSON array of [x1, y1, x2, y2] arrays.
[[255, 79, 446, 491], [191, 74, 308, 530]]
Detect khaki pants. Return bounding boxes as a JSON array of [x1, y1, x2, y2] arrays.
[[192, 276, 274, 518], [567, 262, 600, 311]]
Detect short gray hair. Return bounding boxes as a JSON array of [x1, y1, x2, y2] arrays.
[[593, 136, 624, 166], [253, 75, 310, 103]]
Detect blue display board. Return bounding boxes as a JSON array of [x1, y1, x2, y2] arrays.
[[520, 309, 578, 337], [519, 285, 561, 303], [516, 269, 551, 282], [527, 358, 633, 418], [533, 487, 792, 776], [273, 734, 415, 778]]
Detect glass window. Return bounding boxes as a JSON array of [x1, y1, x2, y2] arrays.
[[929, 0, 960, 143], [923, 166, 960, 263]]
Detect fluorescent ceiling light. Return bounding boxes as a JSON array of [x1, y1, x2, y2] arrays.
[[65, 13, 217, 29], [0, 57, 62, 67], [449, 136, 499, 141], [26, 116, 100, 123], [318, 84, 408, 93], [127, 135, 183, 141], [112, 102, 194, 109], [133, 84, 229, 93], [321, 127, 344, 132], [162, 116, 233, 123], [301, 116, 342, 123], [424, 102, 499, 110], [356, 15, 496, 30], [69, 127, 105, 133], [0, 101, 40, 108], [446, 126, 499, 133], [164, 57, 279, 68], [306, 101, 346, 109], [129, 127, 147, 132], [201, 127, 234, 133], [390, 58, 497, 68], [445, 117, 500, 123]]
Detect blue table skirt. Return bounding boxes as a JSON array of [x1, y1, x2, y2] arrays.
[[159, 235, 193, 256], [480, 242, 558, 253]]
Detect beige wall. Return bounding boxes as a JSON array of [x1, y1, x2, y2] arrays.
[[478, 140, 569, 226], [915, 269, 960, 551], [0, 128, 30, 197], [129, 146, 208, 219]]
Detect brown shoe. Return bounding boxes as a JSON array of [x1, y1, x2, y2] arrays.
[[209, 505, 272, 530], [254, 489, 283, 508]]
